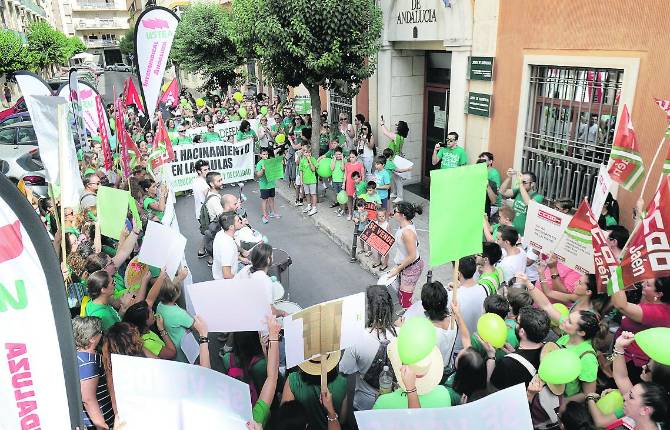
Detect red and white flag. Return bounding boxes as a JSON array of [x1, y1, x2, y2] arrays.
[[149, 114, 175, 172], [159, 78, 179, 108], [123, 78, 145, 114], [608, 105, 644, 191], [96, 95, 113, 171], [654, 98, 670, 121]]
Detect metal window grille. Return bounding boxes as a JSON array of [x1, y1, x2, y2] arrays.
[[328, 89, 353, 126], [522, 65, 623, 207]]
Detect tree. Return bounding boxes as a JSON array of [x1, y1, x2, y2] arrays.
[[233, 0, 383, 152], [64, 36, 86, 61], [0, 30, 29, 76], [26, 21, 69, 70], [171, 3, 245, 91], [119, 28, 134, 56]]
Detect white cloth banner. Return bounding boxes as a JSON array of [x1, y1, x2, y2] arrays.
[[355, 384, 533, 430], [169, 138, 255, 191], [184, 118, 275, 141], [24, 96, 84, 208], [522, 200, 572, 254], [112, 354, 251, 429], [135, 7, 179, 122], [591, 164, 614, 218]]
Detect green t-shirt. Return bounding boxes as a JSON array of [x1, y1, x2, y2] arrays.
[[299, 156, 318, 185], [252, 399, 271, 427], [143, 197, 164, 221], [556, 335, 598, 397], [436, 146, 468, 169], [488, 167, 502, 206], [604, 214, 617, 227], [512, 190, 544, 236], [235, 129, 257, 142], [85, 301, 121, 331], [156, 302, 194, 362], [202, 131, 221, 142], [255, 159, 275, 190], [470, 319, 520, 359], [385, 159, 397, 173], [388, 135, 404, 155], [479, 268, 504, 295], [319, 133, 330, 151], [355, 181, 367, 197], [176, 136, 193, 145], [142, 330, 165, 356], [331, 159, 345, 183], [373, 386, 451, 409], [362, 192, 382, 206]]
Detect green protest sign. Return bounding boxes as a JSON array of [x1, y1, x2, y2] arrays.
[[294, 96, 311, 115], [128, 195, 141, 226], [264, 157, 284, 182], [429, 163, 488, 267], [97, 186, 130, 240]]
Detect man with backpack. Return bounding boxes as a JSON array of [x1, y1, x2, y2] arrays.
[[80, 173, 100, 208], [201, 171, 224, 266], [192, 160, 210, 259]]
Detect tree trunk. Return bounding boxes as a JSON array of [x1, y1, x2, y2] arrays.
[[307, 84, 321, 155]]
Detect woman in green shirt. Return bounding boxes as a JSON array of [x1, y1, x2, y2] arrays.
[[139, 178, 167, 221], [85, 270, 122, 331], [123, 300, 176, 359], [380, 119, 409, 157], [235, 120, 258, 143]]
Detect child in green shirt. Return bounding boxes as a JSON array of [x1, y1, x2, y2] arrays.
[[298, 143, 318, 216], [329, 146, 346, 211]]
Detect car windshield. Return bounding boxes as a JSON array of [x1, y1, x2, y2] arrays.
[[0, 128, 15, 145], [17, 127, 37, 145]]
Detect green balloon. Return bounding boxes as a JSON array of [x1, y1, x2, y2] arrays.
[[539, 348, 581, 384], [317, 158, 333, 178], [596, 390, 624, 415], [398, 317, 436, 365], [238, 107, 247, 119], [275, 133, 286, 144], [337, 190, 348, 205], [551, 303, 569, 327], [260, 106, 269, 116], [635, 327, 670, 365], [477, 313, 507, 348], [233, 91, 243, 102]]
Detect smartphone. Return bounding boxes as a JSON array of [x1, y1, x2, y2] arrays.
[[380, 115, 384, 122]]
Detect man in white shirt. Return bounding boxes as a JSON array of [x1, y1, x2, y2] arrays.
[[204, 171, 225, 266], [192, 160, 210, 258], [496, 225, 527, 285], [454, 256, 488, 355], [212, 212, 244, 279]]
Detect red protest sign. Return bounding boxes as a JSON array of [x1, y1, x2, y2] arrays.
[[364, 201, 378, 221], [360, 221, 395, 256]]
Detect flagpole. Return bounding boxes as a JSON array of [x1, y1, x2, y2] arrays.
[[639, 133, 668, 197], [57, 104, 68, 265]]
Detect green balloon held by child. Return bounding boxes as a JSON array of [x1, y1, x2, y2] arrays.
[[317, 158, 333, 178]]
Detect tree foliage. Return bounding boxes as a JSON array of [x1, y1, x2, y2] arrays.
[[65, 36, 86, 59], [0, 30, 29, 76], [172, 3, 246, 91], [233, 0, 383, 150], [26, 21, 76, 70], [119, 28, 135, 56]]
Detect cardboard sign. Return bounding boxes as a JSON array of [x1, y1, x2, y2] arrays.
[[355, 384, 532, 430], [360, 221, 395, 256], [591, 164, 613, 218], [364, 201, 378, 220], [112, 354, 251, 429], [553, 201, 595, 274], [97, 186, 130, 240], [184, 279, 272, 333], [137, 221, 187, 278], [284, 292, 365, 369], [264, 156, 284, 182], [522, 200, 572, 254], [393, 155, 413, 179]]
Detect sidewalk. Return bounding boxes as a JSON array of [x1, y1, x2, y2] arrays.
[[273, 179, 453, 299]]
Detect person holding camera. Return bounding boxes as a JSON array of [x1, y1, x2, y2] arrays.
[[431, 132, 467, 169]]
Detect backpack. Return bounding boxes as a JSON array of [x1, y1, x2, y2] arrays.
[[226, 354, 262, 404], [362, 337, 395, 390], [199, 194, 220, 234]]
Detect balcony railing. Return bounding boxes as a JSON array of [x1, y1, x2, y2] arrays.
[[72, 1, 125, 11], [75, 19, 128, 29], [85, 38, 119, 48]]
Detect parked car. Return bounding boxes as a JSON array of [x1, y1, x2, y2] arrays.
[[106, 63, 132, 72], [0, 112, 30, 128], [0, 148, 48, 197], [82, 62, 104, 75], [0, 97, 28, 122]]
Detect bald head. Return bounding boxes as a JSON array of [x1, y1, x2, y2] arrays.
[[222, 194, 239, 212]]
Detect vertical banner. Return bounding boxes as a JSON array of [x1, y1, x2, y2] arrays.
[[134, 6, 179, 123], [14, 70, 52, 99], [57, 81, 111, 142], [0, 173, 83, 429], [96, 95, 113, 171], [68, 69, 88, 149]]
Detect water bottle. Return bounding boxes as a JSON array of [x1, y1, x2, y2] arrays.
[[378, 365, 393, 395]]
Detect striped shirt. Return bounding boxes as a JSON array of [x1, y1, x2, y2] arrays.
[[77, 352, 114, 428]]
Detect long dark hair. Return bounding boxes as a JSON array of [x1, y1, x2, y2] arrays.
[[123, 301, 151, 334], [640, 382, 670, 426], [453, 348, 487, 400], [249, 243, 273, 274], [230, 331, 264, 379], [365, 285, 396, 338]]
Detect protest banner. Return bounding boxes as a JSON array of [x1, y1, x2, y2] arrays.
[[97, 186, 130, 240], [393, 155, 413, 179], [294, 95, 311, 115], [134, 6, 179, 122], [429, 163, 488, 267], [185, 118, 275, 141], [57, 79, 109, 140], [553, 200, 595, 275], [137, 221, 187, 278], [591, 164, 614, 217], [364, 201, 378, 220], [14, 70, 52, 98], [355, 383, 532, 430], [24, 96, 84, 209], [184, 279, 272, 333], [168, 139, 255, 192], [0, 174, 83, 429], [284, 292, 365, 369], [522, 200, 572, 254], [360, 221, 395, 256], [264, 156, 284, 182], [112, 354, 251, 429]]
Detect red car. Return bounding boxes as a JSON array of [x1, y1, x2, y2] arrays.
[[0, 97, 27, 122]]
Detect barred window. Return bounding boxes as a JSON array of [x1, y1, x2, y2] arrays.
[[329, 89, 353, 126], [522, 66, 623, 206]]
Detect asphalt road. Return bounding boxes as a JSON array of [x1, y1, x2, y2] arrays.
[[98, 70, 139, 105], [175, 181, 377, 309]]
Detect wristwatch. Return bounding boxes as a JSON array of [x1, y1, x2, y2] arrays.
[[550, 273, 560, 280]]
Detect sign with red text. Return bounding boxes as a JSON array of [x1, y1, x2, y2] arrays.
[[523, 200, 572, 254], [134, 7, 179, 122], [360, 221, 396, 256], [0, 174, 82, 429], [553, 200, 595, 275]]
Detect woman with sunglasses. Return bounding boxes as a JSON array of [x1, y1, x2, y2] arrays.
[[586, 381, 670, 429]]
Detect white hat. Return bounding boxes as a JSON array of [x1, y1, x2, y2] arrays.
[[387, 337, 443, 395]]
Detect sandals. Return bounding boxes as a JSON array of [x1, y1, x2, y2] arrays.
[[379, 265, 388, 271], [197, 251, 207, 259], [372, 262, 382, 268]]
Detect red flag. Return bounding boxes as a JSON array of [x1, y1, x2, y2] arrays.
[[124, 78, 145, 113], [607, 105, 644, 191], [96, 95, 113, 171], [149, 114, 175, 171], [619, 176, 670, 286], [654, 98, 670, 121], [159, 79, 179, 108]]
